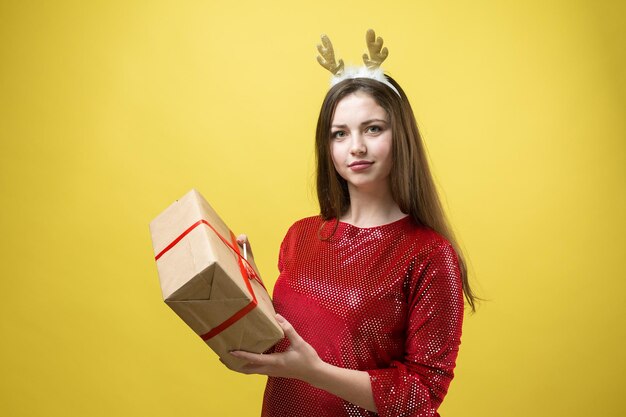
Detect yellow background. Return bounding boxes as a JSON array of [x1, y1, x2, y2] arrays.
[[1, 1, 624, 416]]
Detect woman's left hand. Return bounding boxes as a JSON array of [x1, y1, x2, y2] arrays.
[[226, 314, 323, 384]]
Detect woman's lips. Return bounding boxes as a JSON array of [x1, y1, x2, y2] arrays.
[[348, 161, 373, 171]]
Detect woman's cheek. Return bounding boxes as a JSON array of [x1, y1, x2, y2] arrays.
[[330, 144, 344, 169]]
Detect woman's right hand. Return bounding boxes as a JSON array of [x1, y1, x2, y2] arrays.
[[236, 234, 259, 271], [236, 234, 254, 257]]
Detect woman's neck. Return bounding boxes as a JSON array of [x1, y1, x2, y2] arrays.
[[340, 184, 406, 228]]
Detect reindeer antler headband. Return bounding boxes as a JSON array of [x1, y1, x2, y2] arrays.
[[317, 29, 400, 97]]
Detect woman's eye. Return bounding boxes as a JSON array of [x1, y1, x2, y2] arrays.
[[332, 131, 346, 139], [367, 125, 382, 133]]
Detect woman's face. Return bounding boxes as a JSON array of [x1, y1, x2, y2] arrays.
[[329, 91, 393, 194]]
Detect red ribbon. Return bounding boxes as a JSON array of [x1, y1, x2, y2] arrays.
[[155, 219, 265, 340]]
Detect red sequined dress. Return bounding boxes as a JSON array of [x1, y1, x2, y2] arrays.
[[261, 215, 464, 417]]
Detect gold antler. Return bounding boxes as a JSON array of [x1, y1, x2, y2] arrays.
[[317, 34, 344, 75], [362, 29, 388, 69]]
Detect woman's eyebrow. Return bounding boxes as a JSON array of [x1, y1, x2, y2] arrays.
[[360, 118, 388, 126], [331, 119, 389, 128]]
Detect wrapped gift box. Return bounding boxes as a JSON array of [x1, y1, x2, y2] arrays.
[[149, 189, 283, 370]]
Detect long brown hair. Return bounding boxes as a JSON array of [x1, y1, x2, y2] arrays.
[[315, 76, 479, 312]]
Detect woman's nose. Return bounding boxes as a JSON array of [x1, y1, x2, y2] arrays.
[[350, 135, 366, 155]]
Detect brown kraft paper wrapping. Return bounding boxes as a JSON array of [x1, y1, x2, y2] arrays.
[[149, 189, 284, 370]]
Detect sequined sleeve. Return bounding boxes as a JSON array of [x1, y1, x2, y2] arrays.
[[367, 242, 465, 417], [277, 228, 290, 273]]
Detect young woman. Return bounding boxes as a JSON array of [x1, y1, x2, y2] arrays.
[[230, 30, 478, 417]]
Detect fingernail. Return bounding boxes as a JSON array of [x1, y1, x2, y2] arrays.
[[276, 314, 285, 323]]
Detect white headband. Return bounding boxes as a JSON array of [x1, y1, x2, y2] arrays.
[[329, 66, 401, 97], [317, 29, 401, 98]]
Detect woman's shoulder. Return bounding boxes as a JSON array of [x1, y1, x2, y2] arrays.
[[403, 220, 457, 259], [277, 216, 323, 268], [408, 222, 450, 245], [284, 215, 324, 234], [279, 215, 324, 243], [291, 215, 325, 228]]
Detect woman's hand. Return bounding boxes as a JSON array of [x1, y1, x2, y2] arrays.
[[236, 233, 260, 274], [236, 234, 255, 259], [227, 314, 324, 384]]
